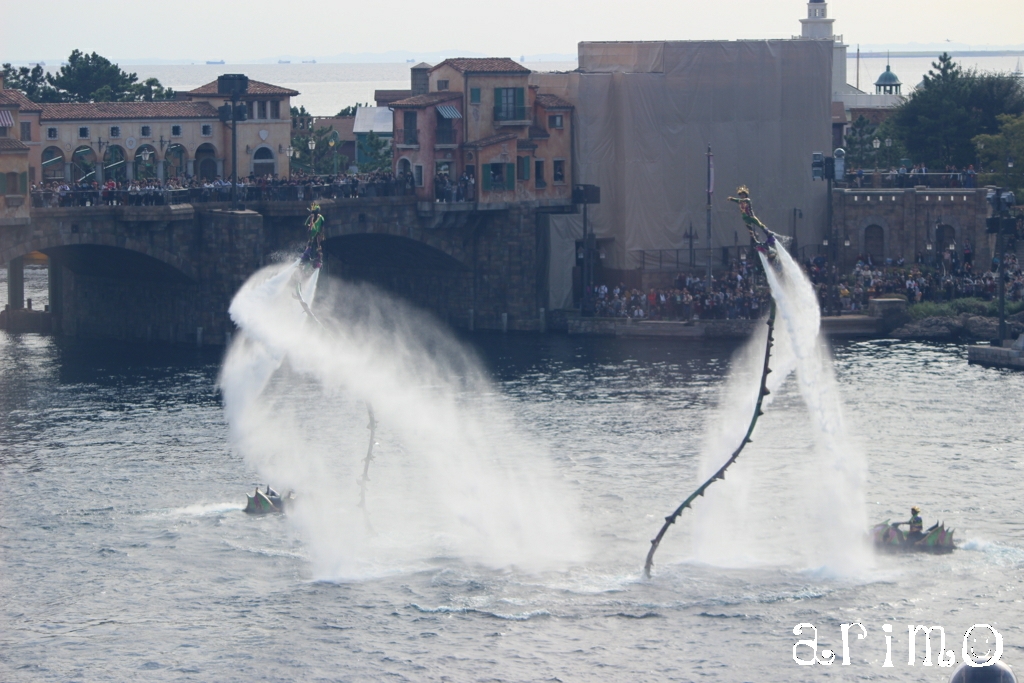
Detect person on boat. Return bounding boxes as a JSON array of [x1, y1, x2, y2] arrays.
[[728, 186, 777, 258], [300, 203, 324, 269], [895, 506, 925, 542]]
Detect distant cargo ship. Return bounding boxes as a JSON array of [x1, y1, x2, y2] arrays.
[[302, 59, 316, 64], [206, 60, 225, 65], [279, 59, 291, 64]]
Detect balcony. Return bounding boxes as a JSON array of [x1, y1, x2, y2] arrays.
[[396, 128, 419, 148], [435, 128, 457, 146], [493, 106, 531, 126]]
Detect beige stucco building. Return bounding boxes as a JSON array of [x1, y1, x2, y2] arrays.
[[386, 59, 574, 205], [14, 78, 297, 185], [0, 78, 32, 226]]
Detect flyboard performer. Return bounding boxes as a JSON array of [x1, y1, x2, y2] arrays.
[[728, 186, 780, 261], [300, 203, 325, 270]]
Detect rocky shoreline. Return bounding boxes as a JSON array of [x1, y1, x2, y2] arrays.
[[891, 311, 1024, 342]]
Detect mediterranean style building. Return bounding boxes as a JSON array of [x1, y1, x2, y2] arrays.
[[12, 77, 297, 185], [381, 58, 573, 205], [0, 77, 32, 226]]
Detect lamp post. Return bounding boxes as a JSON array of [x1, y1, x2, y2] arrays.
[[872, 137, 881, 171], [308, 137, 316, 174]]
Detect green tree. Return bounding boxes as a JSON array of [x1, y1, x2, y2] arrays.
[[843, 115, 878, 170], [336, 102, 367, 117], [291, 125, 347, 175], [3, 51, 175, 103], [357, 131, 391, 172], [887, 53, 1024, 169], [974, 114, 1024, 193], [1, 63, 59, 101]]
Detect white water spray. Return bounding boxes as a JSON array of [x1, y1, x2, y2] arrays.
[[692, 249, 867, 573], [219, 263, 587, 579]]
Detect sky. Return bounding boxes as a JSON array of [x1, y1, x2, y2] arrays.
[[4, 0, 1024, 64]]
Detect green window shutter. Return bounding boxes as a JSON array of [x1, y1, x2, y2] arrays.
[[482, 166, 491, 192], [20, 172, 28, 194], [515, 88, 525, 110], [470, 88, 480, 104], [523, 156, 530, 180], [0, 173, 6, 195], [494, 88, 501, 108], [506, 163, 515, 190]]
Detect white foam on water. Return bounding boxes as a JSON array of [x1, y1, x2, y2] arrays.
[[218, 264, 588, 580]]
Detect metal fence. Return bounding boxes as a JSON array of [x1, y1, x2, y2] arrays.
[[839, 171, 986, 190], [31, 179, 416, 208]]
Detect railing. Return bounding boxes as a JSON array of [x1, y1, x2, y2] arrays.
[[493, 105, 529, 122], [396, 128, 419, 145], [435, 128, 457, 145], [30, 180, 418, 208], [839, 171, 984, 190]]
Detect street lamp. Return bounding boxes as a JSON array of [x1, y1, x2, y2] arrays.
[[286, 146, 294, 158], [872, 138, 881, 171]]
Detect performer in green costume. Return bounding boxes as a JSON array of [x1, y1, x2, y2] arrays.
[[728, 186, 777, 258], [300, 203, 324, 269]]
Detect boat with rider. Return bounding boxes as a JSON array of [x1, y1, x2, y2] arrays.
[[244, 486, 293, 514]]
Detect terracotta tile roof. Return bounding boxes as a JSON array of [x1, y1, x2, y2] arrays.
[[464, 132, 518, 149], [40, 101, 219, 121], [0, 89, 42, 112], [528, 125, 550, 139], [432, 58, 529, 75], [187, 79, 299, 96], [535, 93, 574, 109], [0, 138, 30, 152], [375, 89, 413, 105], [389, 92, 461, 108]]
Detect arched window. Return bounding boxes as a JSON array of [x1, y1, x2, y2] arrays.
[[252, 146, 275, 177], [42, 146, 66, 181]]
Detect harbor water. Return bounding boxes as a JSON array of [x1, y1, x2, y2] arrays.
[[2, 267, 1023, 681]]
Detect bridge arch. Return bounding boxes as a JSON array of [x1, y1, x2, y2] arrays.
[[1, 227, 197, 282], [323, 232, 472, 324]]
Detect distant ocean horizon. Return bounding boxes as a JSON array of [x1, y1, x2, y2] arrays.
[[119, 54, 1022, 117]]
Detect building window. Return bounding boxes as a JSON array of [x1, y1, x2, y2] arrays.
[[20, 122, 31, 142], [553, 159, 565, 183], [201, 124, 213, 136], [494, 88, 525, 121], [516, 155, 530, 181], [47, 127, 58, 139], [141, 125, 152, 137], [470, 88, 480, 104], [258, 101, 267, 119], [78, 126, 90, 139], [109, 125, 121, 138], [437, 80, 449, 91], [414, 164, 423, 187], [0, 127, 7, 138], [171, 125, 182, 137], [534, 159, 546, 187], [270, 101, 280, 119], [548, 114, 563, 129]]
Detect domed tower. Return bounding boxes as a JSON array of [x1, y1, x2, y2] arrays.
[[800, 0, 835, 40], [875, 63, 902, 95]]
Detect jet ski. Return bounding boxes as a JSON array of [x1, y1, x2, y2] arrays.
[[244, 486, 293, 515], [871, 520, 955, 553]]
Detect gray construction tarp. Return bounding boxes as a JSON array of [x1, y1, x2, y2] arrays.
[[533, 40, 834, 309]]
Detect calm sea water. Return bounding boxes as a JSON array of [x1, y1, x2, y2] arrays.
[[2, 300, 1023, 681]]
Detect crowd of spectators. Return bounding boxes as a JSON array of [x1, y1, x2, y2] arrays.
[[590, 260, 772, 321], [845, 165, 980, 189], [30, 170, 419, 208], [585, 235, 1024, 321]]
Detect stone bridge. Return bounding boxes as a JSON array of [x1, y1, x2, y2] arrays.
[[1, 197, 570, 344]]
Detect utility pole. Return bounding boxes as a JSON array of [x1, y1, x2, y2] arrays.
[[706, 144, 713, 289], [217, 75, 249, 211]]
